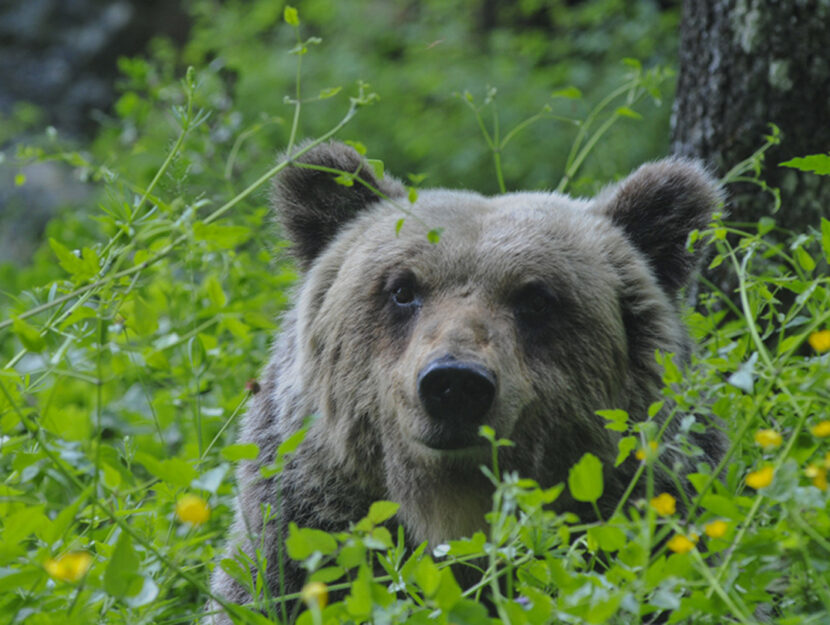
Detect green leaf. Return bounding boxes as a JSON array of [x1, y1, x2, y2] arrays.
[[49, 238, 97, 281], [277, 426, 308, 458], [700, 494, 741, 519], [414, 556, 441, 596], [319, 86, 342, 100], [822, 217, 830, 263], [13, 317, 45, 352], [615, 436, 637, 467], [568, 453, 603, 503], [615, 106, 642, 120], [221, 443, 260, 461], [757, 216, 776, 235], [42, 486, 93, 545], [105, 532, 140, 598], [193, 221, 252, 249], [794, 246, 816, 272], [551, 86, 582, 99], [366, 501, 399, 525], [395, 218, 405, 235], [3, 506, 48, 544], [433, 568, 462, 610], [367, 158, 384, 179], [596, 409, 628, 432], [587, 524, 627, 552], [284, 6, 299, 26], [286, 523, 338, 560], [408, 186, 418, 203], [427, 228, 443, 244], [14, 173, 26, 186], [204, 275, 227, 308], [779, 153, 830, 175], [344, 140, 367, 155], [345, 564, 373, 618], [134, 453, 197, 487]]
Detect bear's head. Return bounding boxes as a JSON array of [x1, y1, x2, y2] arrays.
[[272, 141, 722, 544]]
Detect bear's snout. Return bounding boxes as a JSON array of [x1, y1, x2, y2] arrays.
[[416, 356, 496, 449]]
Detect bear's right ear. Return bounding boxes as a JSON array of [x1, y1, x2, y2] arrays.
[[272, 141, 406, 268]]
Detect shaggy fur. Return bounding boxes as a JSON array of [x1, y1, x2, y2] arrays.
[[207, 142, 726, 623]]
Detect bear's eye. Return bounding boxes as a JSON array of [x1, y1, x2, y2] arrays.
[[514, 283, 557, 322], [392, 284, 415, 305], [387, 273, 420, 309]]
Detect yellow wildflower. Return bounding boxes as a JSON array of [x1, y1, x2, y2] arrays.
[[754, 429, 782, 449], [704, 519, 728, 539], [44, 552, 93, 583], [805, 465, 828, 491], [301, 581, 329, 609], [635, 441, 659, 461], [746, 465, 774, 489], [811, 421, 830, 438], [176, 494, 211, 525], [650, 493, 677, 516], [667, 534, 696, 554], [808, 330, 830, 353]]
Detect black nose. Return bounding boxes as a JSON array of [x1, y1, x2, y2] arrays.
[[417, 357, 496, 425]]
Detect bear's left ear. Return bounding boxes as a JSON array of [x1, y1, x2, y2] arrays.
[[594, 158, 723, 294], [272, 141, 406, 269]]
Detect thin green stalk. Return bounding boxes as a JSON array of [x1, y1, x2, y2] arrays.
[[0, 104, 358, 335]]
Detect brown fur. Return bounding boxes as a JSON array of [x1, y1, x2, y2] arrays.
[[207, 143, 726, 623]]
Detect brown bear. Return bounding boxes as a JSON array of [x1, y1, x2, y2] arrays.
[[206, 141, 725, 622]]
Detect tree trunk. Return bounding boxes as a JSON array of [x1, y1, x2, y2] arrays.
[[671, 0, 830, 233]]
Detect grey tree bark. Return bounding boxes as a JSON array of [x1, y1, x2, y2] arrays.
[[671, 0, 830, 232]]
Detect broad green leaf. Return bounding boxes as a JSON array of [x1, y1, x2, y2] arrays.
[[134, 453, 197, 487], [779, 153, 830, 175], [49, 238, 97, 281], [344, 140, 367, 155], [284, 6, 299, 26], [13, 317, 44, 352], [447, 531, 487, 557], [345, 564, 373, 618], [277, 426, 308, 458], [3, 506, 48, 544], [568, 453, 603, 503], [193, 221, 252, 249], [433, 568, 462, 610], [367, 158, 384, 179], [366, 501, 399, 525], [822, 217, 830, 263], [105, 532, 140, 598], [615, 436, 637, 467], [794, 246, 815, 272], [552, 86, 582, 99], [427, 228, 443, 244], [587, 525, 627, 552], [204, 275, 227, 308], [408, 187, 418, 203], [596, 409, 628, 432], [413, 556, 440, 596], [286, 523, 338, 560], [221, 443, 260, 461], [41, 486, 93, 545]]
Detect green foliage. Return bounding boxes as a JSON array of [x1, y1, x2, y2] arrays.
[[2, 4, 830, 624]]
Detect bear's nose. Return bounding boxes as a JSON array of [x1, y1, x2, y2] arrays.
[[417, 356, 496, 426]]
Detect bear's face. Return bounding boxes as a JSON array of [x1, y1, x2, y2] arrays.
[[273, 142, 721, 543]]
